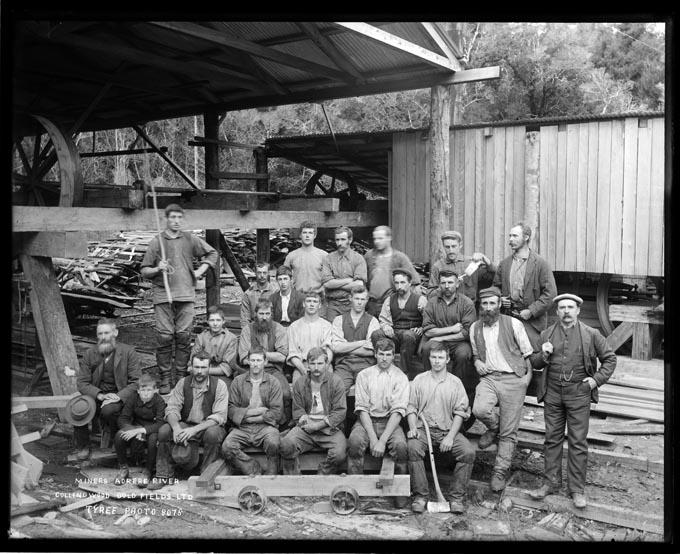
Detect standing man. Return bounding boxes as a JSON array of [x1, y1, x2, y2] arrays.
[[428, 230, 495, 304], [191, 306, 238, 388], [268, 265, 304, 327], [237, 298, 290, 426], [371, 269, 428, 380], [493, 222, 557, 350], [347, 338, 410, 508], [364, 225, 420, 318], [331, 286, 380, 394], [222, 347, 283, 476], [320, 226, 367, 322], [529, 294, 616, 509], [240, 261, 279, 330], [147, 350, 229, 490], [280, 348, 347, 475], [287, 291, 334, 384], [284, 221, 328, 294], [74, 318, 141, 460], [141, 204, 218, 394], [406, 343, 476, 514], [469, 287, 534, 492]]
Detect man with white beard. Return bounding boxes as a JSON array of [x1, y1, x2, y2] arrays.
[[74, 318, 142, 460]]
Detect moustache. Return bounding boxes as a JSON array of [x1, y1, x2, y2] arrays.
[[97, 340, 115, 355], [254, 319, 271, 333]]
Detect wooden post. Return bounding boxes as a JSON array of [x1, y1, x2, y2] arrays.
[[428, 85, 453, 266], [204, 111, 221, 311], [18, 255, 78, 411], [525, 130, 541, 251], [254, 148, 270, 263]]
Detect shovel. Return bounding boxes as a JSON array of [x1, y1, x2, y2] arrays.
[[419, 414, 450, 513]]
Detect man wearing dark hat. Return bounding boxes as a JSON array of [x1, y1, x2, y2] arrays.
[[371, 268, 428, 380], [469, 287, 535, 492], [141, 203, 218, 394], [148, 350, 229, 490], [529, 293, 616, 509], [493, 222, 557, 352], [428, 230, 495, 304], [74, 318, 141, 461]]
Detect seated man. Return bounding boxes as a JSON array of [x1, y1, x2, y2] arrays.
[[148, 350, 229, 490], [269, 265, 305, 327], [347, 338, 410, 508], [75, 318, 141, 460], [371, 269, 427, 380], [222, 348, 283, 475], [237, 298, 291, 426], [240, 261, 279, 330], [192, 305, 238, 388], [113, 373, 167, 487], [331, 286, 380, 394], [406, 343, 476, 514], [280, 347, 347, 475], [287, 290, 334, 383]]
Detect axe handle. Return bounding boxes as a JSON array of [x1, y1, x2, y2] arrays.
[[419, 414, 447, 503]]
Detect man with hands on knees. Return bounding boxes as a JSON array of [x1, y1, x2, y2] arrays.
[[406, 342, 476, 514], [148, 350, 229, 490]]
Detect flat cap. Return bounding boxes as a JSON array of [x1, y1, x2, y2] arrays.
[[478, 286, 502, 300], [553, 293, 583, 306], [391, 268, 412, 278], [440, 230, 462, 242], [438, 268, 459, 278]]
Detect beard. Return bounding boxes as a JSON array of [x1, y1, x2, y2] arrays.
[[254, 318, 271, 334], [97, 339, 115, 356], [480, 309, 500, 326]]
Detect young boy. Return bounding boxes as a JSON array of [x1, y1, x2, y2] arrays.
[[192, 305, 239, 388], [113, 373, 167, 487]]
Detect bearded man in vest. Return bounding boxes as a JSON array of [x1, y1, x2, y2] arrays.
[[470, 287, 534, 492], [331, 286, 381, 394], [148, 350, 229, 490], [371, 269, 427, 380]]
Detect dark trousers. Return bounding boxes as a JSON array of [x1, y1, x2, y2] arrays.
[[113, 430, 158, 473], [266, 367, 292, 427], [371, 328, 422, 379], [543, 379, 592, 494], [407, 427, 475, 501], [155, 301, 194, 385], [73, 399, 123, 449], [154, 422, 226, 479], [280, 426, 347, 474], [222, 423, 281, 475]]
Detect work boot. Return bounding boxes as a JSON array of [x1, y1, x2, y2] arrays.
[[264, 457, 279, 476], [393, 496, 410, 509], [478, 428, 498, 450], [174, 334, 192, 382], [572, 492, 587, 509], [147, 477, 171, 491], [448, 498, 466, 514], [529, 483, 560, 499], [490, 471, 507, 492], [74, 447, 91, 461], [156, 344, 174, 393], [136, 469, 152, 489], [411, 496, 427, 513], [114, 466, 129, 486]]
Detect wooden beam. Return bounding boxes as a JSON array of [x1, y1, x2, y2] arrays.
[[209, 172, 269, 180], [191, 136, 262, 150], [82, 189, 145, 209], [204, 110, 221, 312], [262, 197, 339, 212], [335, 22, 459, 71], [14, 232, 88, 258], [255, 148, 270, 264], [609, 304, 664, 325], [18, 255, 79, 401], [80, 147, 167, 158], [420, 22, 463, 71], [151, 22, 352, 82], [297, 22, 365, 82], [218, 233, 250, 292], [606, 321, 635, 351], [12, 394, 78, 410], [13, 207, 386, 232]]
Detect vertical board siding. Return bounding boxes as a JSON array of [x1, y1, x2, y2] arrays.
[[389, 117, 663, 275]]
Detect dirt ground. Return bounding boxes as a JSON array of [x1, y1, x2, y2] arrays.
[[10, 285, 666, 542]]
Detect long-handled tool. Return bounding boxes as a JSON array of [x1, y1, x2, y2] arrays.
[[419, 413, 450, 513]]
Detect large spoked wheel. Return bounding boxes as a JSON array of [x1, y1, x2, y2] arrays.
[[237, 485, 267, 515], [329, 485, 359, 515], [596, 273, 664, 334], [12, 115, 83, 207]]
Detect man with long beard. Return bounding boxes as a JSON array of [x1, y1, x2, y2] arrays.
[[469, 287, 534, 492], [74, 318, 142, 460]]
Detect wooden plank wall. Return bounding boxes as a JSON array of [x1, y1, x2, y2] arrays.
[[390, 116, 664, 277]]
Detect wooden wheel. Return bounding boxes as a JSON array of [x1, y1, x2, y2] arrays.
[[237, 485, 267, 515], [596, 273, 664, 335], [12, 115, 83, 207], [329, 485, 359, 515]]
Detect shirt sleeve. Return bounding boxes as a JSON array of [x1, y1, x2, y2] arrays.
[[354, 254, 368, 282], [417, 295, 428, 312], [320, 255, 334, 285], [378, 298, 393, 331], [331, 316, 347, 349], [353, 371, 370, 414], [140, 237, 160, 269], [291, 379, 306, 423], [228, 379, 247, 427], [274, 324, 289, 357], [389, 373, 409, 417], [286, 323, 302, 363], [365, 317, 380, 341], [145, 396, 168, 435], [511, 318, 535, 357], [117, 395, 137, 430], [405, 378, 420, 418], [164, 380, 184, 421], [262, 377, 283, 427], [192, 235, 218, 269], [283, 252, 293, 269], [206, 380, 229, 426], [327, 375, 348, 430], [469, 322, 480, 360], [238, 324, 251, 364], [459, 297, 477, 339], [452, 382, 471, 420], [222, 334, 239, 371], [421, 300, 436, 333]]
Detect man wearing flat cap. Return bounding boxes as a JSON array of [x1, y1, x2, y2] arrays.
[[469, 287, 534, 491], [529, 293, 616, 509], [428, 231, 495, 304]]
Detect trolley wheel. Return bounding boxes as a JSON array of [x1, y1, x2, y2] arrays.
[[237, 485, 267, 515], [329, 485, 359, 515]]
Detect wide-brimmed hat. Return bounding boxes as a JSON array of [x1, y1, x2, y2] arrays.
[[171, 441, 200, 469], [64, 395, 97, 427]]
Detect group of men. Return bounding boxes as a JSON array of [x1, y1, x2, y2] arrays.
[[72, 203, 616, 513]]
